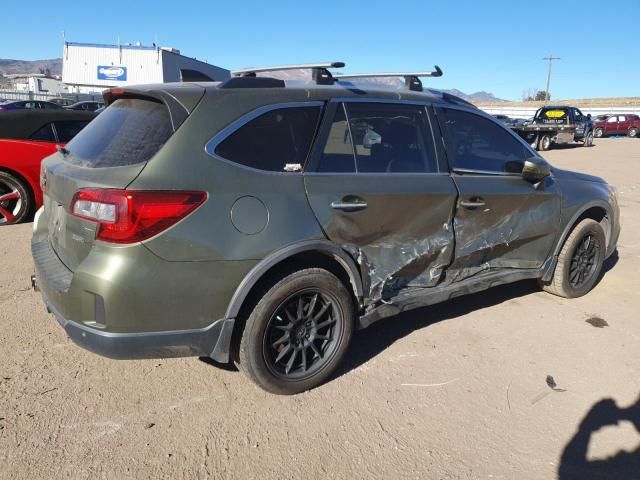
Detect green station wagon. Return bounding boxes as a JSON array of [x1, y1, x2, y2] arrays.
[[32, 63, 620, 394]]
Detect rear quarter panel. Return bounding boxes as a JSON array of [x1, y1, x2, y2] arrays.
[[127, 89, 327, 262]]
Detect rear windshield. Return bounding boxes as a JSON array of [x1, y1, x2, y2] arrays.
[[64, 98, 172, 167], [535, 108, 569, 125]]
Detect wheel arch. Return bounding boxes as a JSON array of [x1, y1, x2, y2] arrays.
[[225, 240, 364, 321], [542, 201, 612, 282]]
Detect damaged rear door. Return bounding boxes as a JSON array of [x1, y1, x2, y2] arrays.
[[435, 106, 561, 282], [304, 101, 458, 302]]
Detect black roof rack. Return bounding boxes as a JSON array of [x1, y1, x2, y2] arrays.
[[335, 65, 443, 92], [231, 62, 345, 85]]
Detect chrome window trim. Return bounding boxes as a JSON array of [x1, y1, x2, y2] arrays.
[[304, 171, 450, 177], [204, 101, 325, 175], [452, 168, 522, 177]]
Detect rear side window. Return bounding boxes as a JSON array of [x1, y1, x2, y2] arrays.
[[438, 108, 530, 174], [215, 106, 321, 172], [318, 105, 356, 173], [345, 103, 437, 173], [318, 103, 437, 173], [30, 123, 56, 142], [65, 98, 172, 167], [54, 121, 89, 143]]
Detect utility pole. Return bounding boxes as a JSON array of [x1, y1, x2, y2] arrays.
[[543, 55, 560, 104]]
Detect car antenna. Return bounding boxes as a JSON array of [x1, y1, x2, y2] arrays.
[[335, 65, 443, 92], [231, 62, 346, 85]]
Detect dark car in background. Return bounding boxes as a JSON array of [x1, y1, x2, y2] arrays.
[[0, 100, 63, 111], [32, 64, 620, 394], [593, 114, 640, 138], [48, 98, 77, 107], [0, 110, 96, 224], [64, 101, 105, 112]]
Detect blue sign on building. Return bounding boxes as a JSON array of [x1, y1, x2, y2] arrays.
[[97, 66, 127, 81]]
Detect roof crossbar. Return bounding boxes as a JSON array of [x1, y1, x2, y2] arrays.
[[231, 62, 346, 85], [335, 65, 443, 92]]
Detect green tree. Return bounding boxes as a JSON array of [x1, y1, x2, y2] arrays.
[[535, 90, 551, 101]]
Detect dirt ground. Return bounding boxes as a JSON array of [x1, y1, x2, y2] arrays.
[[1, 138, 639, 480]]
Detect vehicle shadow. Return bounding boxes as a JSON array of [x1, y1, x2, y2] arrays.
[[552, 144, 590, 150], [558, 394, 640, 480], [335, 279, 540, 378], [337, 252, 619, 378]]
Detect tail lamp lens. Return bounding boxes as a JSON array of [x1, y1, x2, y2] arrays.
[[70, 189, 207, 244]]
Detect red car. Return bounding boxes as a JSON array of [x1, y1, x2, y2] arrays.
[[593, 114, 640, 138], [0, 110, 96, 224]]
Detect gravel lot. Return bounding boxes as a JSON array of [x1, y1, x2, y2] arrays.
[[1, 138, 638, 479]]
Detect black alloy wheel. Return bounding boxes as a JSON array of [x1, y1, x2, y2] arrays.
[[569, 233, 600, 288], [264, 289, 344, 380]]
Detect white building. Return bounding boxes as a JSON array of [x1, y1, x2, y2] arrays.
[[62, 42, 230, 93], [4, 74, 67, 95]]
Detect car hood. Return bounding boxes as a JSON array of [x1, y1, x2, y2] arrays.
[[552, 167, 607, 184]]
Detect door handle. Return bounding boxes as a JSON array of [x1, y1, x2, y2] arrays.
[[459, 198, 486, 208], [331, 198, 368, 211]]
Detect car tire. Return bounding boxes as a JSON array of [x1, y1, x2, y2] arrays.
[[629, 127, 638, 138], [583, 131, 594, 147], [594, 127, 604, 138], [238, 268, 354, 394], [531, 135, 540, 150], [541, 219, 606, 298], [0, 171, 32, 225], [539, 135, 552, 151]]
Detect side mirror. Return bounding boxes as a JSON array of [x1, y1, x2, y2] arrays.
[[522, 158, 551, 183]]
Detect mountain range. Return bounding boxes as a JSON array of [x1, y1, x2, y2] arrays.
[[0, 58, 62, 77]]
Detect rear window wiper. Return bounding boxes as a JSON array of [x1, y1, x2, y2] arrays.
[[56, 145, 70, 157]]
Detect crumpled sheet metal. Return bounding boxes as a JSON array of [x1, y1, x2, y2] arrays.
[[445, 193, 560, 284], [344, 222, 454, 303]]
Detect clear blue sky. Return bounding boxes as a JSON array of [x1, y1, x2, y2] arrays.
[[2, 0, 639, 100]]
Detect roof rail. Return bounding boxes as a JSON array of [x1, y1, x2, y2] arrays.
[[231, 62, 345, 85], [335, 65, 443, 92]]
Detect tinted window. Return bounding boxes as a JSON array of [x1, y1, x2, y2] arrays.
[[439, 108, 531, 174], [54, 121, 89, 143], [346, 103, 437, 173], [318, 105, 356, 173], [30, 123, 56, 142], [536, 107, 569, 125], [215, 106, 320, 172], [65, 98, 173, 167]]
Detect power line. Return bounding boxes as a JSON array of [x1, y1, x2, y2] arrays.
[[543, 55, 561, 104]]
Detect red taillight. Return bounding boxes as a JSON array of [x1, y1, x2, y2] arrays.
[[71, 189, 207, 244]]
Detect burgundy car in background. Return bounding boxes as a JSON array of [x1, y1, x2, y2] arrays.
[[593, 114, 640, 138]]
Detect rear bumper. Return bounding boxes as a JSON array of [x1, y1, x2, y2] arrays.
[[31, 221, 236, 362], [38, 287, 234, 361]]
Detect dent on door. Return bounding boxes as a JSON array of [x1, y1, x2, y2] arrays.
[[305, 176, 458, 303], [446, 176, 561, 283]]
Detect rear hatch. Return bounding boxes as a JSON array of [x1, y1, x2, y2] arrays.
[[42, 85, 205, 271]]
